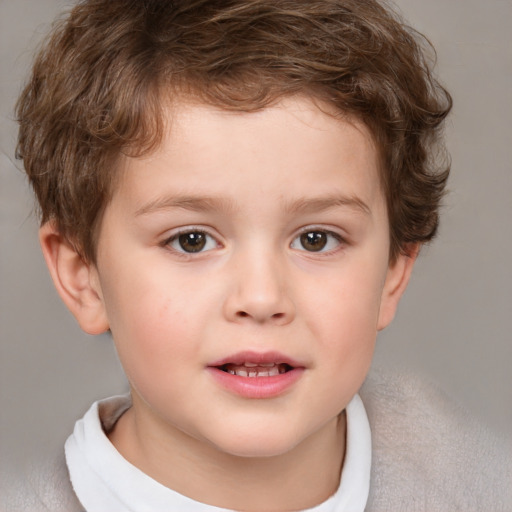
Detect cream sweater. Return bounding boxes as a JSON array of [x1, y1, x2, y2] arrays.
[[2, 367, 511, 511]]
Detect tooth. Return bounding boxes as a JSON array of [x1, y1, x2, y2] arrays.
[[279, 365, 287, 374], [244, 362, 258, 367], [228, 369, 235, 375], [248, 370, 257, 377], [259, 371, 270, 377], [236, 369, 248, 377], [269, 367, 279, 377], [259, 363, 276, 367]]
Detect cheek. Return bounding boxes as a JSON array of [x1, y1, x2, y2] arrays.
[[315, 285, 379, 396], [301, 262, 385, 391], [318, 295, 377, 372], [302, 263, 385, 343], [100, 271, 197, 377]]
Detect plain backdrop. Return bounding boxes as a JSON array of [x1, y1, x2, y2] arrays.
[[1, 0, 511, 472]]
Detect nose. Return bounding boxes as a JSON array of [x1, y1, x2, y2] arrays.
[[223, 250, 295, 326]]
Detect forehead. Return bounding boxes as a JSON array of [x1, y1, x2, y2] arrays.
[[113, 96, 383, 214]]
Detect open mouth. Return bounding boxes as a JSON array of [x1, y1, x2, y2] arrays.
[[217, 362, 293, 377], [208, 353, 304, 397]]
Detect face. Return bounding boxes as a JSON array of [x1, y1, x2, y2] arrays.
[[89, 97, 411, 459]]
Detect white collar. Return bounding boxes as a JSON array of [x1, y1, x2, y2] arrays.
[[65, 394, 371, 511]]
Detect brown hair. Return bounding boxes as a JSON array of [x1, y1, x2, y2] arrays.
[[16, 0, 452, 263]]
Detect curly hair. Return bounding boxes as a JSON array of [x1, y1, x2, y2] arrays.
[[16, 0, 452, 262]]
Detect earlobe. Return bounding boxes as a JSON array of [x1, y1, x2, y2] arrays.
[[39, 222, 109, 335], [377, 245, 419, 331]]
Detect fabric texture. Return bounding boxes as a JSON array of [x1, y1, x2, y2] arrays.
[[2, 367, 511, 511], [64, 393, 370, 512], [361, 368, 512, 511]]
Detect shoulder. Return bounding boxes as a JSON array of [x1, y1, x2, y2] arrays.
[[0, 394, 131, 512], [360, 366, 512, 512], [0, 452, 83, 512]]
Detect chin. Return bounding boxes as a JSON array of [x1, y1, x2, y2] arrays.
[[204, 424, 309, 459], [217, 441, 299, 459]]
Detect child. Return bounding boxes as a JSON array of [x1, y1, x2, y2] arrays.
[[10, 0, 511, 510]]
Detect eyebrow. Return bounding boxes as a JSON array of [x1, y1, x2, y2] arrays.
[[284, 195, 371, 216], [134, 193, 371, 217], [134, 195, 237, 216]]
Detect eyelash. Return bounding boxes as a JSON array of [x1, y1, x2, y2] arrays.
[[162, 228, 220, 255], [290, 228, 345, 254], [162, 227, 346, 256]]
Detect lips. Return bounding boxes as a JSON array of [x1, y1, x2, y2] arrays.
[[208, 350, 302, 369], [207, 351, 305, 398], [219, 362, 291, 377]]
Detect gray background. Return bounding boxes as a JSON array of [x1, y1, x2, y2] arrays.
[[1, 0, 511, 471]]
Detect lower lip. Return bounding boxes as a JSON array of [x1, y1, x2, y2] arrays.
[[207, 367, 305, 399]]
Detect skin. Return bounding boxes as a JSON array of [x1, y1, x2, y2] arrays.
[[40, 96, 416, 511]]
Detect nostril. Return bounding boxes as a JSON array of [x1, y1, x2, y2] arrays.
[[236, 311, 285, 320], [229, 303, 294, 324]]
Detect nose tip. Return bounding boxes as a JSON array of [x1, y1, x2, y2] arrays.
[[223, 257, 295, 325]]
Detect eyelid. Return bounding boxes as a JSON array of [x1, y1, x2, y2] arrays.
[[290, 226, 346, 253], [162, 226, 222, 254]]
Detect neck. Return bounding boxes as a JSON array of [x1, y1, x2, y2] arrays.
[[109, 403, 346, 511]]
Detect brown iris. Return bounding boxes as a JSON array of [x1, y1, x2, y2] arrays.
[[300, 231, 328, 252], [178, 232, 207, 253]]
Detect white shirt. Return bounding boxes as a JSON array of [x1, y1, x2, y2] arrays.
[[65, 394, 371, 512]]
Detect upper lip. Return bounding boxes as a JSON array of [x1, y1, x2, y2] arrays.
[[208, 350, 304, 368]]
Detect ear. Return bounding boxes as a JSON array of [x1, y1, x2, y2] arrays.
[[377, 244, 419, 331], [39, 222, 109, 335]]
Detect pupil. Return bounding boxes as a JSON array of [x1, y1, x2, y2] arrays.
[[179, 232, 206, 253], [300, 231, 327, 251]]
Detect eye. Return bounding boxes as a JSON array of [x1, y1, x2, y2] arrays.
[[290, 230, 342, 253], [166, 230, 218, 254]]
